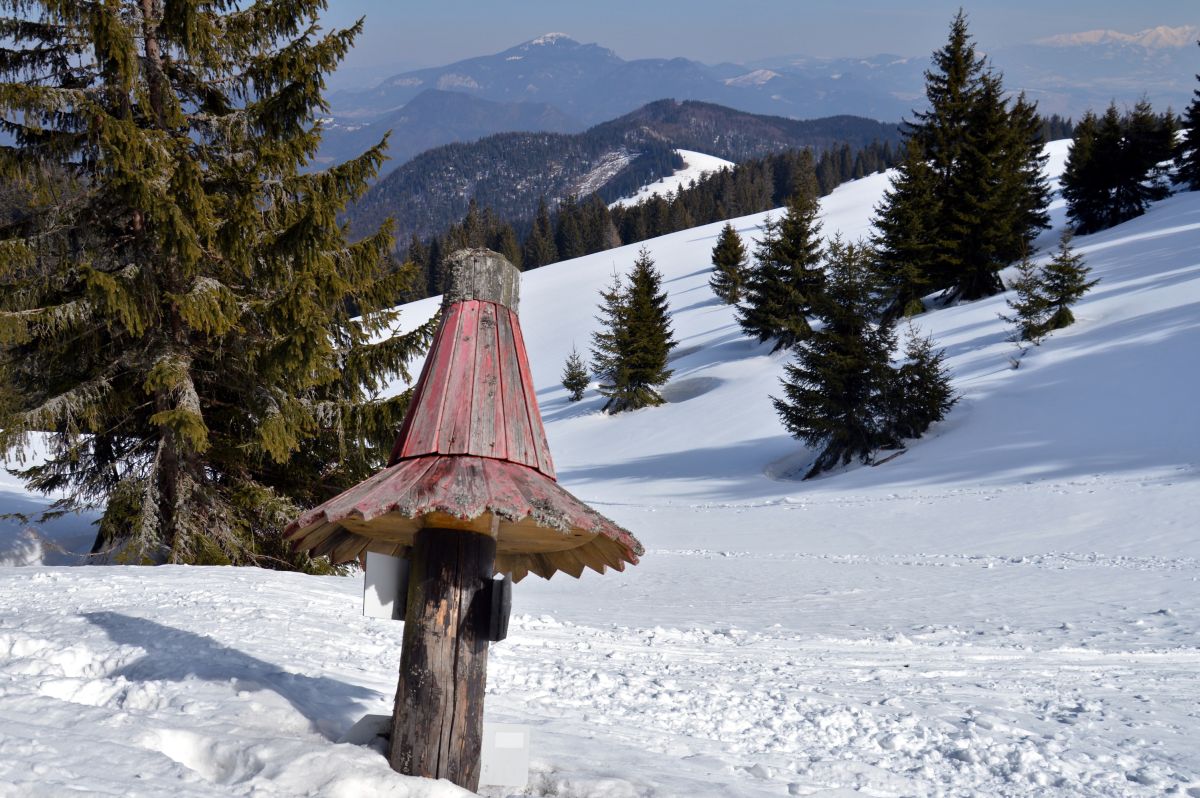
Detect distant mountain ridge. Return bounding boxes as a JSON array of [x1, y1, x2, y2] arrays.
[[1035, 25, 1200, 49], [318, 27, 1199, 177], [313, 89, 581, 170], [343, 100, 901, 247], [328, 33, 916, 129]]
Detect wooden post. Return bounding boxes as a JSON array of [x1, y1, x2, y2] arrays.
[[388, 527, 497, 788], [386, 250, 520, 790], [282, 246, 645, 788]]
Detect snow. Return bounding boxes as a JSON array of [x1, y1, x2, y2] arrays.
[[529, 33, 573, 47], [724, 69, 782, 87], [1036, 25, 1200, 49], [608, 149, 735, 208], [572, 149, 636, 198], [4, 139, 1200, 796], [436, 74, 481, 91]]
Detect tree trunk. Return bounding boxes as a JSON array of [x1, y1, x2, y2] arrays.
[[389, 527, 496, 791]]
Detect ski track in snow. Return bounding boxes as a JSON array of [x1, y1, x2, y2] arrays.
[[4, 140, 1200, 796]]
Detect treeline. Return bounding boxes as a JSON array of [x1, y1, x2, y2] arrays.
[[404, 139, 901, 298], [1040, 114, 1075, 142], [1062, 101, 1180, 234], [609, 140, 899, 245]]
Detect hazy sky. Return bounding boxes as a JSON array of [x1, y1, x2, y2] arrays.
[[319, 1, 1198, 79]]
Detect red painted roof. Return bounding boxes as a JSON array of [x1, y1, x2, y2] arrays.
[[389, 300, 554, 477], [285, 454, 642, 581], [286, 284, 643, 580]]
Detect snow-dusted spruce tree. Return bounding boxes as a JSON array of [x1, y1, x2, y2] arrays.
[[708, 222, 749, 304], [737, 158, 824, 351], [772, 239, 897, 479], [1179, 42, 1200, 191], [591, 247, 676, 413], [561, 346, 590, 402], [0, 1, 432, 567]]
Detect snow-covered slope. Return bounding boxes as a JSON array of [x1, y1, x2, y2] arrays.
[[608, 149, 734, 208], [3, 141, 1200, 797]]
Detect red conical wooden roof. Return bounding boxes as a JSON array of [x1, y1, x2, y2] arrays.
[[286, 249, 642, 581], [388, 298, 555, 477]]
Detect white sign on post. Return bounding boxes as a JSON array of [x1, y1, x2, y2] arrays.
[[480, 722, 531, 788], [363, 551, 408, 620]]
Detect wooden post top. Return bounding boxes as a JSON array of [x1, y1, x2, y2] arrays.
[[443, 248, 520, 312]]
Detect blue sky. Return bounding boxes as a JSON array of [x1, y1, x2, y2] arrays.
[[320, 0, 1198, 77]]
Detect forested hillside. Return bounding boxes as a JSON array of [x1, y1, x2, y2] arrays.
[[343, 100, 900, 245]]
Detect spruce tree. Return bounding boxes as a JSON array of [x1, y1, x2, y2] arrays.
[[772, 240, 897, 478], [0, 1, 431, 566], [995, 92, 1052, 266], [561, 347, 590, 402], [872, 139, 937, 318], [489, 223, 523, 270], [1001, 233, 1095, 343], [1060, 112, 1107, 234], [1118, 100, 1172, 218], [709, 223, 749, 304], [899, 11, 1050, 302], [407, 234, 431, 291], [555, 194, 587, 260], [591, 248, 676, 413], [910, 11, 987, 192], [1040, 231, 1097, 333], [522, 196, 558, 269], [738, 165, 824, 351], [1001, 255, 1051, 345], [1064, 102, 1175, 234], [1179, 43, 1200, 190], [590, 272, 628, 398], [889, 326, 957, 442]]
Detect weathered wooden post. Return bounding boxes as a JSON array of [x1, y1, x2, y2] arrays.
[[285, 249, 643, 791]]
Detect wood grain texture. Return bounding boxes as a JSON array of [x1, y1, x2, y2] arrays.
[[286, 455, 643, 581], [441, 248, 520, 312], [442, 301, 479, 455], [495, 307, 538, 470], [468, 302, 505, 460], [392, 302, 463, 462], [508, 307, 556, 477], [389, 528, 496, 791]]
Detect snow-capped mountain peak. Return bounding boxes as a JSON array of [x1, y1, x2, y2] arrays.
[[1035, 24, 1200, 49], [528, 32, 576, 47]]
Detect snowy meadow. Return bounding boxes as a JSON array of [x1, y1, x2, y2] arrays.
[[2, 142, 1199, 797]]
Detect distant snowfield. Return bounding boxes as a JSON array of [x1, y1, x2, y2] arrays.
[[3, 141, 1200, 797], [608, 149, 735, 208]]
